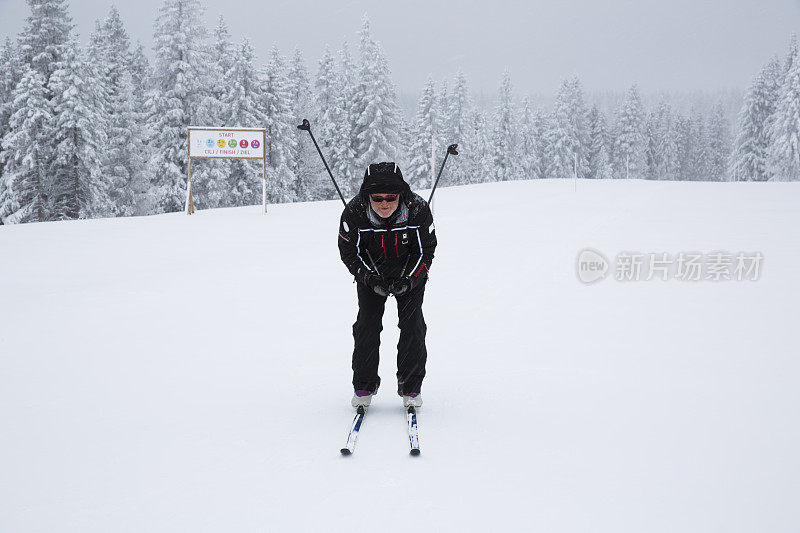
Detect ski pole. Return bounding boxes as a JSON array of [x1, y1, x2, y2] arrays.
[[365, 249, 385, 282], [366, 249, 396, 297], [297, 119, 347, 207], [428, 144, 459, 204]]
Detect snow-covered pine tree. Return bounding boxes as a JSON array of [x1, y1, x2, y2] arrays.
[[647, 100, 679, 180], [287, 48, 318, 201], [49, 40, 109, 219], [491, 70, 518, 181], [471, 110, 492, 183], [9, 0, 75, 221], [221, 38, 262, 124], [147, 0, 209, 213], [519, 97, 541, 180], [19, 0, 73, 83], [90, 6, 147, 216], [674, 114, 694, 181], [707, 102, 731, 181], [612, 85, 647, 179], [351, 17, 402, 172], [766, 38, 800, 181], [337, 41, 359, 195], [0, 67, 52, 223], [547, 76, 589, 179], [211, 14, 233, 98], [407, 77, 439, 190], [731, 57, 782, 181], [0, 39, 23, 184], [313, 46, 348, 200], [0, 38, 21, 125], [312, 46, 339, 195], [396, 113, 413, 173], [126, 41, 153, 213], [194, 14, 230, 129], [783, 34, 797, 77], [191, 15, 230, 209], [129, 42, 150, 106], [438, 78, 449, 125], [444, 69, 475, 185], [221, 38, 266, 206], [691, 111, 711, 180], [433, 78, 449, 173], [260, 45, 297, 204], [586, 106, 613, 180], [85, 20, 110, 109], [198, 16, 231, 124], [531, 108, 551, 179], [645, 110, 657, 179]]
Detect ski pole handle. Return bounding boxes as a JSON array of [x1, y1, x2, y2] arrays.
[[297, 119, 347, 207], [428, 144, 459, 204]]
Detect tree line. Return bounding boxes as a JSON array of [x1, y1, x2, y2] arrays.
[[1, 0, 797, 225]]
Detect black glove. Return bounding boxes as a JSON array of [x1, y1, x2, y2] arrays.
[[363, 271, 390, 297], [389, 278, 411, 296]]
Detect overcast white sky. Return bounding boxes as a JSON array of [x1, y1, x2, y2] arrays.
[[1, 0, 799, 95]]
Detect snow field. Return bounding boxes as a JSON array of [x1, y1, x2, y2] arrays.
[[1, 179, 799, 532]]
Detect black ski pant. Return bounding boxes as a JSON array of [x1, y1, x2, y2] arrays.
[[351, 280, 427, 395]]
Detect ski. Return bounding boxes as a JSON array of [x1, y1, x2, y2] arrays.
[[340, 405, 366, 455], [407, 406, 421, 456]]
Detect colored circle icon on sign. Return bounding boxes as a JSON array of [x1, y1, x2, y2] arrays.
[[240, 139, 249, 148], [251, 140, 260, 149], [228, 139, 237, 148], [206, 139, 214, 147], [217, 139, 226, 148]]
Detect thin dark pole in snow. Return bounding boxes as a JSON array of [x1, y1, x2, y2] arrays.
[[574, 153, 577, 193], [297, 119, 347, 207], [427, 144, 459, 205]]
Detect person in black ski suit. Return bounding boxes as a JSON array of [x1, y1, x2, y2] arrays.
[[338, 162, 437, 408]]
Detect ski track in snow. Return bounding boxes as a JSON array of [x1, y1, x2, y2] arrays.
[[1, 179, 799, 532]]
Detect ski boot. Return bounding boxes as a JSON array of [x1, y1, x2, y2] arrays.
[[351, 389, 375, 408], [402, 392, 423, 408]]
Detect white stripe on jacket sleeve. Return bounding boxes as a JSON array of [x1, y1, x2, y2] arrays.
[[409, 227, 423, 277], [355, 230, 371, 272]]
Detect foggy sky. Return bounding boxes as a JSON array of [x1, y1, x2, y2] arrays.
[[1, 0, 799, 95]]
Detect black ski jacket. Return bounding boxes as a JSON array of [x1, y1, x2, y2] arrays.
[[338, 192, 437, 288]]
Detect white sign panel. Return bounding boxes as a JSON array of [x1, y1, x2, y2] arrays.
[[188, 127, 266, 159]]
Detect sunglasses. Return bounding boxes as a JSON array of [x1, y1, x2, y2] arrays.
[[370, 195, 398, 204]]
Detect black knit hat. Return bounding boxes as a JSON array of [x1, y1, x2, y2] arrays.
[[359, 162, 411, 200]]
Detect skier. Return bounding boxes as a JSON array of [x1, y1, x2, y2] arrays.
[[338, 162, 437, 410]]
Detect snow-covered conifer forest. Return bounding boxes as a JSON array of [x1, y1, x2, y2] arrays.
[[1, 0, 799, 224]]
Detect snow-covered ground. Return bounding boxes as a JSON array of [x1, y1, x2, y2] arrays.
[[1, 179, 799, 532]]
